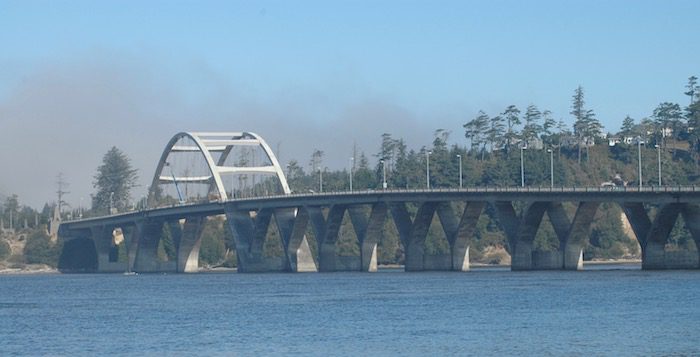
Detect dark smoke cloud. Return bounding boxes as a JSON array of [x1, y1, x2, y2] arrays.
[[0, 53, 469, 208]]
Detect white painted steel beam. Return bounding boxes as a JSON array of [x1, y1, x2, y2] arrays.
[[148, 131, 291, 204]]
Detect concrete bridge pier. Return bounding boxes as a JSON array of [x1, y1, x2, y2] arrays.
[[622, 202, 697, 269], [436, 201, 485, 271], [117, 223, 141, 273], [225, 207, 287, 272], [680, 204, 700, 268], [552, 202, 599, 270], [274, 207, 317, 272], [90, 225, 128, 273], [132, 220, 173, 273], [174, 217, 205, 273], [348, 203, 388, 272], [494, 201, 549, 271], [390, 202, 439, 271], [495, 201, 599, 271], [308, 205, 348, 272]]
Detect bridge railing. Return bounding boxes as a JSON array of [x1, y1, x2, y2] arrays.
[[66, 185, 699, 223]]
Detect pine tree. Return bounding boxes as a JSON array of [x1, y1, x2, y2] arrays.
[[487, 115, 506, 153], [620, 116, 636, 136], [522, 104, 543, 143], [501, 105, 521, 155], [92, 147, 138, 215], [464, 111, 489, 157], [570, 86, 602, 162], [685, 76, 699, 106], [653, 102, 684, 151]]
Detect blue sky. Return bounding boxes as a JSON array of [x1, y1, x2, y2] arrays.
[[1, 0, 699, 207]]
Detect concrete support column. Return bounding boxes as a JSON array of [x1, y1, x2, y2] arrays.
[[348, 203, 388, 272], [90, 226, 114, 272], [390, 202, 438, 271], [176, 216, 205, 273], [133, 220, 165, 273], [642, 241, 666, 270], [436, 202, 485, 271], [308, 205, 347, 272], [622, 202, 682, 270], [511, 240, 535, 271], [274, 207, 317, 272], [644, 203, 681, 270], [225, 207, 281, 272], [121, 225, 140, 273], [680, 204, 700, 269], [493, 201, 549, 271], [621, 202, 651, 249], [563, 202, 599, 270]]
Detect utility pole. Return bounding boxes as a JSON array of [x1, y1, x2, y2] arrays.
[[56, 173, 70, 218]]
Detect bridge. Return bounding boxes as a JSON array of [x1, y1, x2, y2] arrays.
[[58, 132, 700, 273]]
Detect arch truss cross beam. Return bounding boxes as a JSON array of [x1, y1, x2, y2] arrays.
[[149, 131, 290, 204]]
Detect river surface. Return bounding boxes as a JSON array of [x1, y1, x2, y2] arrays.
[[1, 265, 699, 356]]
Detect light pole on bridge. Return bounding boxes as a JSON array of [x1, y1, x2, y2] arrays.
[[349, 157, 354, 192], [520, 145, 527, 187], [319, 167, 324, 193], [637, 137, 644, 188], [655, 144, 662, 186], [457, 154, 463, 189], [426, 151, 432, 189], [547, 148, 554, 188], [381, 159, 387, 190]]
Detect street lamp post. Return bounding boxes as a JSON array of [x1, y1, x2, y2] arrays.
[[349, 157, 354, 192], [319, 167, 323, 193], [520, 146, 527, 187], [109, 192, 114, 214], [637, 138, 644, 188], [547, 149, 553, 188], [655, 144, 662, 186], [456, 154, 463, 189], [426, 151, 432, 189], [381, 159, 387, 189]]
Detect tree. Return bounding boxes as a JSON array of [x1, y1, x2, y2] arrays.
[[685, 76, 699, 106], [620, 116, 636, 136], [501, 105, 521, 155], [463, 111, 489, 160], [0, 238, 10, 260], [309, 149, 324, 173], [487, 115, 505, 152], [92, 147, 138, 215], [542, 110, 557, 146], [687, 99, 700, 168], [522, 104, 542, 142], [570, 86, 602, 163], [653, 102, 684, 151], [24, 229, 59, 266], [3, 194, 19, 229]]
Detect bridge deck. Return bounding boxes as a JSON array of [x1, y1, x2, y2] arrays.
[[60, 186, 700, 231]]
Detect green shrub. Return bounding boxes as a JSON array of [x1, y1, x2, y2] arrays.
[[24, 229, 59, 266], [0, 239, 10, 260]]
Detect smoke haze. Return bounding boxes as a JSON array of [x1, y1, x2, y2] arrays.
[[0, 53, 466, 208]]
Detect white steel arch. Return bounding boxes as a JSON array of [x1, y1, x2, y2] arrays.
[[148, 132, 290, 204]]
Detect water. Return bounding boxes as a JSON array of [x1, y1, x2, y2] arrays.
[[1, 266, 699, 356]]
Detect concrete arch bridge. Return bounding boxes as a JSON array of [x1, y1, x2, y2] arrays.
[[58, 132, 700, 273]]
